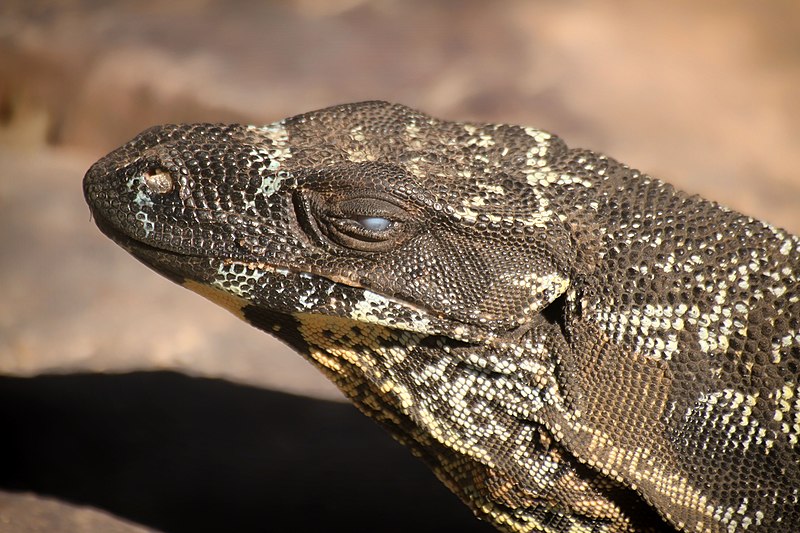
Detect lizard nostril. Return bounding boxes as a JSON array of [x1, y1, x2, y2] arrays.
[[143, 167, 174, 195]]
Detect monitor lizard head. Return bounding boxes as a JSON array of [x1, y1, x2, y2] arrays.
[[84, 101, 585, 341], [84, 101, 667, 531]]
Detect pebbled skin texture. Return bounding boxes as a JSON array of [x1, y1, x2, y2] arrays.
[[84, 101, 799, 532]]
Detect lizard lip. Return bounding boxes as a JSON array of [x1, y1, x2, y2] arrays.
[[88, 207, 159, 256], [88, 207, 212, 286], [89, 205, 372, 292], [89, 207, 472, 335]]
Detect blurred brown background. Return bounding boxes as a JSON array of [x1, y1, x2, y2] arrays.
[[0, 1, 798, 531]]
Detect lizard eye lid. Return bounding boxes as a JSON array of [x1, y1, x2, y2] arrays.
[[296, 191, 414, 253]]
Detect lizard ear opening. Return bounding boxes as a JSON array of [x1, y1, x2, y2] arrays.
[[540, 291, 568, 331]]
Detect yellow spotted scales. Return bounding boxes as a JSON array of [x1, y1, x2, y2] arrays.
[[84, 102, 799, 532]]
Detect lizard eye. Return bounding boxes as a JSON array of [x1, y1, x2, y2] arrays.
[[355, 216, 392, 232], [297, 192, 411, 253], [330, 198, 405, 250]]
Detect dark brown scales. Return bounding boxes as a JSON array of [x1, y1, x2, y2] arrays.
[[84, 102, 799, 533]]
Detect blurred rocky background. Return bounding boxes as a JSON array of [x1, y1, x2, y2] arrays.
[[0, 0, 798, 531]]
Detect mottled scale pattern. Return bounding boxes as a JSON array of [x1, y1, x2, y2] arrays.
[[83, 101, 799, 533]]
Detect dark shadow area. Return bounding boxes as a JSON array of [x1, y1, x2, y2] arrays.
[[0, 372, 495, 533]]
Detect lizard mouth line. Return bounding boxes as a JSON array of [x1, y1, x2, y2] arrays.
[[89, 207, 512, 341], [90, 207, 439, 321], [89, 209, 203, 259]]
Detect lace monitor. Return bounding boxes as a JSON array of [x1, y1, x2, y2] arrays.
[[84, 101, 799, 532]]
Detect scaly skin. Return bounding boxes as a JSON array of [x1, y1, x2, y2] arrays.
[[84, 101, 799, 532]]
